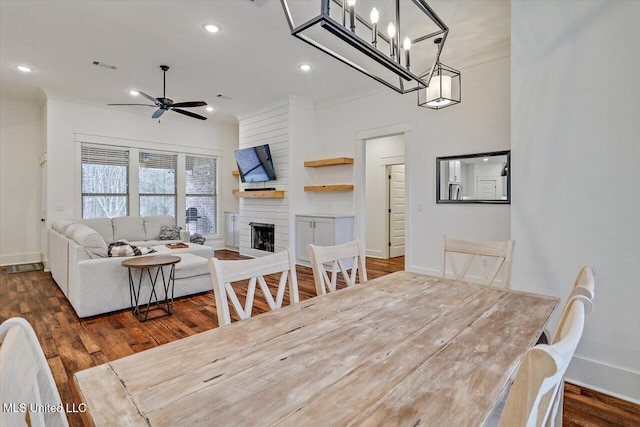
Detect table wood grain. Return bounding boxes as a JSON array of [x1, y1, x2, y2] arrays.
[[73, 271, 558, 427]]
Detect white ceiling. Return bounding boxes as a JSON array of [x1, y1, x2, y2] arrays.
[[0, 0, 509, 125]]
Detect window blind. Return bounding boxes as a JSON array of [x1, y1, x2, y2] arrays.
[[139, 151, 177, 217], [81, 144, 129, 218]]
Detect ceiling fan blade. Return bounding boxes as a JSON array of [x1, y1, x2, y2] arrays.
[[107, 103, 155, 107], [171, 101, 207, 108], [138, 91, 161, 106], [152, 108, 166, 119], [172, 108, 207, 120]]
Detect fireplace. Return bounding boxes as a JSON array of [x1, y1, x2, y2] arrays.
[[249, 222, 275, 252]]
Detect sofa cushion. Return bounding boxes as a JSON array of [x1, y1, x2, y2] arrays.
[[143, 215, 175, 240], [51, 219, 74, 234], [78, 218, 114, 243], [131, 240, 181, 247], [112, 216, 146, 241], [72, 225, 108, 259], [174, 253, 210, 279], [65, 223, 82, 238]]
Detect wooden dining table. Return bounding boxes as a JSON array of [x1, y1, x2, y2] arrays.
[[74, 271, 558, 427]]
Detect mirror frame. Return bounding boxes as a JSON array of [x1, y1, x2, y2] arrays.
[[436, 150, 511, 204]]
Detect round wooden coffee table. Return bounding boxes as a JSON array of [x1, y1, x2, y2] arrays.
[[122, 255, 181, 322]]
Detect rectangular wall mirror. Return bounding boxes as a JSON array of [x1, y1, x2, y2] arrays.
[[436, 150, 510, 204]]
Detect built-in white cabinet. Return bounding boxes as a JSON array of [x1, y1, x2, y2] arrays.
[[224, 212, 240, 250], [295, 214, 355, 264], [449, 160, 462, 183]]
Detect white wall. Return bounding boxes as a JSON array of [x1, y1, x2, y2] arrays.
[[237, 96, 315, 258], [365, 134, 404, 258], [0, 98, 44, 266], [237, 101, 290, 257], [45, 93, 238, 256], [512, 0, 640, 402], [314, 56, 511, 275]]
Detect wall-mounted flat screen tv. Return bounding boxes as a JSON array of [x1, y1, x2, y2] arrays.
[[234, 144, 277, 183]]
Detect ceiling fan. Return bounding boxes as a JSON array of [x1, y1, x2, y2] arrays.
[[108, 65, 208, 120]]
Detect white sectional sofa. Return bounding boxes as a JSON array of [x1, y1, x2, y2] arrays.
[[49, 215, 214, 318]]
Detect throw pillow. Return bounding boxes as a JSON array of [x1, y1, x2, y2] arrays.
[[159, 225, 182, 240], [108, 240, 156, 257]]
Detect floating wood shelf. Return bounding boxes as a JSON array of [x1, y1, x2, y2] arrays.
[[233, 190, 285, 199], [304, 157, 354, 168], [304, 185, 354, 192], [232, 170, 240, 177]]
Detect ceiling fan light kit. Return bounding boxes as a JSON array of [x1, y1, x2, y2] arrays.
[[280, 0, 460, 109], [108, 65, 208, 121]]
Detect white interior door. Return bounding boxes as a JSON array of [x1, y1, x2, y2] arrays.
[[477, 178, 498, 199], [388, 164, 405, 258]]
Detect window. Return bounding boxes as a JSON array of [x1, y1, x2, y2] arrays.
[[139, 151, 177, 217], [185, 155, 217, 235], [81, 145, 129, 218], [79, 142, 219, 235]]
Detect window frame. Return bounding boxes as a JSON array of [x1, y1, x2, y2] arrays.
[[185, 154, 218, 235], [76, 138, 222, 239], [80, 144, 130, 219], [138, 150, 178, 218]]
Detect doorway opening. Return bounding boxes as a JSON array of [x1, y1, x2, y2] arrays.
[[364, 134, 405, 260]]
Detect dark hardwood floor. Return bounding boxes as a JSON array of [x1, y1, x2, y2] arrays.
[[1, 251, 637, 426]]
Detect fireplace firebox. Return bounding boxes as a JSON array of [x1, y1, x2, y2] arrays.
[[249, 222, 275, 252]]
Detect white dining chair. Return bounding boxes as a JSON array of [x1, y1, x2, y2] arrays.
[[544, 266, 595, 426], [208, 248, 299, 326], [538, 266, 596, 346], [0, 317, 69, 427], [497, 295, 592, 427], [440, 235, 514, 287], [307, 239, 367, 296]]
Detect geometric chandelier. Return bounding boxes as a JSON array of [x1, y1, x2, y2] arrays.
[[418, 38, 461, 109], [280, 0, 454, 96]]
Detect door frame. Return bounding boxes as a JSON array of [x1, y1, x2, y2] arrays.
[[355, 122, 412, 269]]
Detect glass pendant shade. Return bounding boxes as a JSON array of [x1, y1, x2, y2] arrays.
[[418, 62, 461, 109]]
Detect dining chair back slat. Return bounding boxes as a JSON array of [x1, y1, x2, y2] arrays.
[[0, 317, 69, 427], [307, 240, 367, 296], [498, 295, 589, 427], [441, 235, 514, 287], [208, 248, 299, 326]]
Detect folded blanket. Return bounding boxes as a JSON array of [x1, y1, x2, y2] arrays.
[[108, 240, 156, 257]]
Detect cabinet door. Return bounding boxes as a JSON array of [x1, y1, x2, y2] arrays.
[[313, 217, 335, 247], [296, 216, 315, 262]]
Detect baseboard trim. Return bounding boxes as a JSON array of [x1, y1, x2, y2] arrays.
[[365, 249, 385, 258], [566, 355, 640, 404], [203, 239, 225, 251], [0, 252, 41, 267]]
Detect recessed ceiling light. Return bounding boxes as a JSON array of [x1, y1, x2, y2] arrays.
[[17, 65, 32, 73], [205, 106, 214, 112], [299, 64, 312, 72], [204, 24, 220, 33], [483, 157, 489, 162], [129, 90, 140, 96]]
